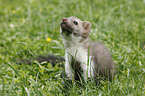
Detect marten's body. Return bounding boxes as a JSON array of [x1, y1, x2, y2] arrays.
[[60, 16, 115, 82], [20, 16, 115, 83]]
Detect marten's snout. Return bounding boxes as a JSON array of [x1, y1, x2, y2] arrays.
[[60, 18, 73, 34], [62, 18, 67, 23]]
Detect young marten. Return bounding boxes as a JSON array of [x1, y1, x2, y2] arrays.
[[60, 16, 115, 82]]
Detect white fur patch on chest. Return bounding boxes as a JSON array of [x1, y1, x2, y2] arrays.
[[66, 45, 87, 63], [66, 45, 94, 79], [63, 34, 94, 80], [64, 34, 88, 64]]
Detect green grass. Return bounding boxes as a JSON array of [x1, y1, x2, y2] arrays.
[[0, 0, 145, 95]]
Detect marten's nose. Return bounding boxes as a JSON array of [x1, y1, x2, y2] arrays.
[[62, 18, 67, 23]]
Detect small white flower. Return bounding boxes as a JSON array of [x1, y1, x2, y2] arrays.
[[9, 24, 15, 28]]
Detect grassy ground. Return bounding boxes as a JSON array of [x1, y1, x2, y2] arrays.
[[0, 0, 145, 95]]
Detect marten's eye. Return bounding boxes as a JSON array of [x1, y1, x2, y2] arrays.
[[73, 21, 78, 25]]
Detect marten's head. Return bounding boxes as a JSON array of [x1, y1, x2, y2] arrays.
[[60, 16, 91, 40]]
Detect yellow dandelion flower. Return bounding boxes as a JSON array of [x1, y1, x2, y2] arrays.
[[47, 38, 51, 42], [12, 10, 16, 14]]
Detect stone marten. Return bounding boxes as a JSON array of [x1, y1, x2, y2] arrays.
[[60, 16, 115, 83], [19, 16, 115, 83]]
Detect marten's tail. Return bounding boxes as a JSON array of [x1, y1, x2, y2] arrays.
[[18, 55, 65, 67]]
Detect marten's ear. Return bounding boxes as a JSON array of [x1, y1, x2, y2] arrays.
[[82, 21, 91, 31]]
